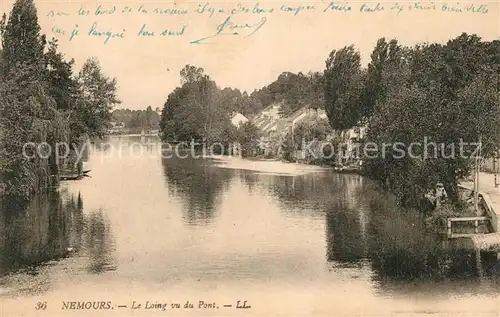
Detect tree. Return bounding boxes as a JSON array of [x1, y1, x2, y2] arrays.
[[249, 71, 324, 117], [0, 0, 71, 203], [0, 0, 46, 77], [362, 38, 408, 120], [180, 65, 205, 85], [293, 116, 332, 149], [160, 65, 234, 147], [76, 57, 120, 139], [235, 122, 260, 158], [324, 45, 365, 131], [363, 34, 500, 208], [44, 39, 77, 112]]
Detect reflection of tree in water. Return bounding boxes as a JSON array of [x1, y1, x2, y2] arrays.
[[162, 156, 234, 225], [264, 173, 331, 213], [0, 190, 116, 279], [0, 190, 75, 277], [262, 170, 500, 293], [239, 170, 261, 194], [68, 192, 85, 253], [364, 184, 500, 294], [83, 209, 116, 274], [323, 174, 367, 266], [262, 171, 368, 265], [325, 204, 365, 266]]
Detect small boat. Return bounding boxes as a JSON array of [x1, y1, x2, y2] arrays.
[[60, 174, 82, 181], [60, 169, 91, 181]]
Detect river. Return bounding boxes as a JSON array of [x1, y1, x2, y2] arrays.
[[1, 136, 499, 316]]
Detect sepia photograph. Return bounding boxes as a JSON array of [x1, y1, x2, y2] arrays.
[[0, 0, 499, 316]]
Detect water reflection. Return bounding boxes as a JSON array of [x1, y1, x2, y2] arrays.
[[259, 170, 500, 295], [162, 156, 233, 225], [83, 209, 116, 274], [1, 146, 499, 304], [0, 190, 73, 277], [0, 189, 116, 295], [325, 209, 366, 266], [325, 174, 500, 295]]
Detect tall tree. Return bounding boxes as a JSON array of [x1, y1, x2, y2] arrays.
[[324, 45, 365, 131], [76, 57, 120, 139], [364, 34, 500, 207], [0, 0, 70, 202], [160, 65, 236, 147], [0, 0, 46, 77], [362, 38, 408, 120], [44, 39, 77, 112]]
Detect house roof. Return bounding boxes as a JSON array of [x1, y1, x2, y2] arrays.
[[254, 117, 270, 128], [231, 112, 248, 121], [261, 104, 275, 113], [261, 101, 283, 113], [262, 120, 277, 132], [231, 113, 249, 126], [285, 106, 309, 122]]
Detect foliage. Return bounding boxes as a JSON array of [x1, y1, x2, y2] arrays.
[[361, 38, 409, 120], [76, 57, 121, 139], [112, 106, 160, 131], [0, 0, 46, 77], [160, 65, 246, 149], [251, 71, 324, 117], [280, 133, 295, 162], [0, 0, 119, 203], [234, 122, 260, 158], [324, 45, 365, 131], [292, 116, 332, 149], [362, 34, 500, 208]]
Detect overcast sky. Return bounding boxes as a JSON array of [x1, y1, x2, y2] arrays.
[[1, 0, 498, 110]]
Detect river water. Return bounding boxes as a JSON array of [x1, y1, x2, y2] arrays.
[[1, 136, 499, 316]]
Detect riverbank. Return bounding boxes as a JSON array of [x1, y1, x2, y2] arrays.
[[208, 155, 330, 176], [212, 155, 500, 230], [461, 172, 500, 232]]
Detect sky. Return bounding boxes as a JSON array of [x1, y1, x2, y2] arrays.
[[0, 0, 498, 110]]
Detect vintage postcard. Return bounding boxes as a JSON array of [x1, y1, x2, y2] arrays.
[[0, 0, 499, 316]]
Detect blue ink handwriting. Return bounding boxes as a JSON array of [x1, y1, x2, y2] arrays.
[[47, 10, 70, 17], [95, 5, 116, 16], [251, 3, 274, 14], [138, 24, 187, 36], [51, 25, 65, 36], [323, 2, 352, 12], [44, 1, 492, 45], [88, 22, 125, 44], [465, 4, 488, 13], [153, 7, 188, 15], [69, 25, 80, 41], [196, 3, 225, 17], [190, 15, 267, 44], [360, 3, 384, 12], [441, 3, 464, 12], [77, 6, 90, 16], [280, 4, 315, 16], [412, 2, 436, 11], [137, 5, 148, 14], [391, 3, 404, 14], [160, 25, 187, 36], [138, 24, 155, 36]]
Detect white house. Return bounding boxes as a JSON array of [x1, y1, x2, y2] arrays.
[[231, 112, 249, 127], [251, 102, 283, 135], [260, 102, 282, 120]]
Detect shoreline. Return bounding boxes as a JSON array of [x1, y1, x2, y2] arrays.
[[206, 155, 332, 176]]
